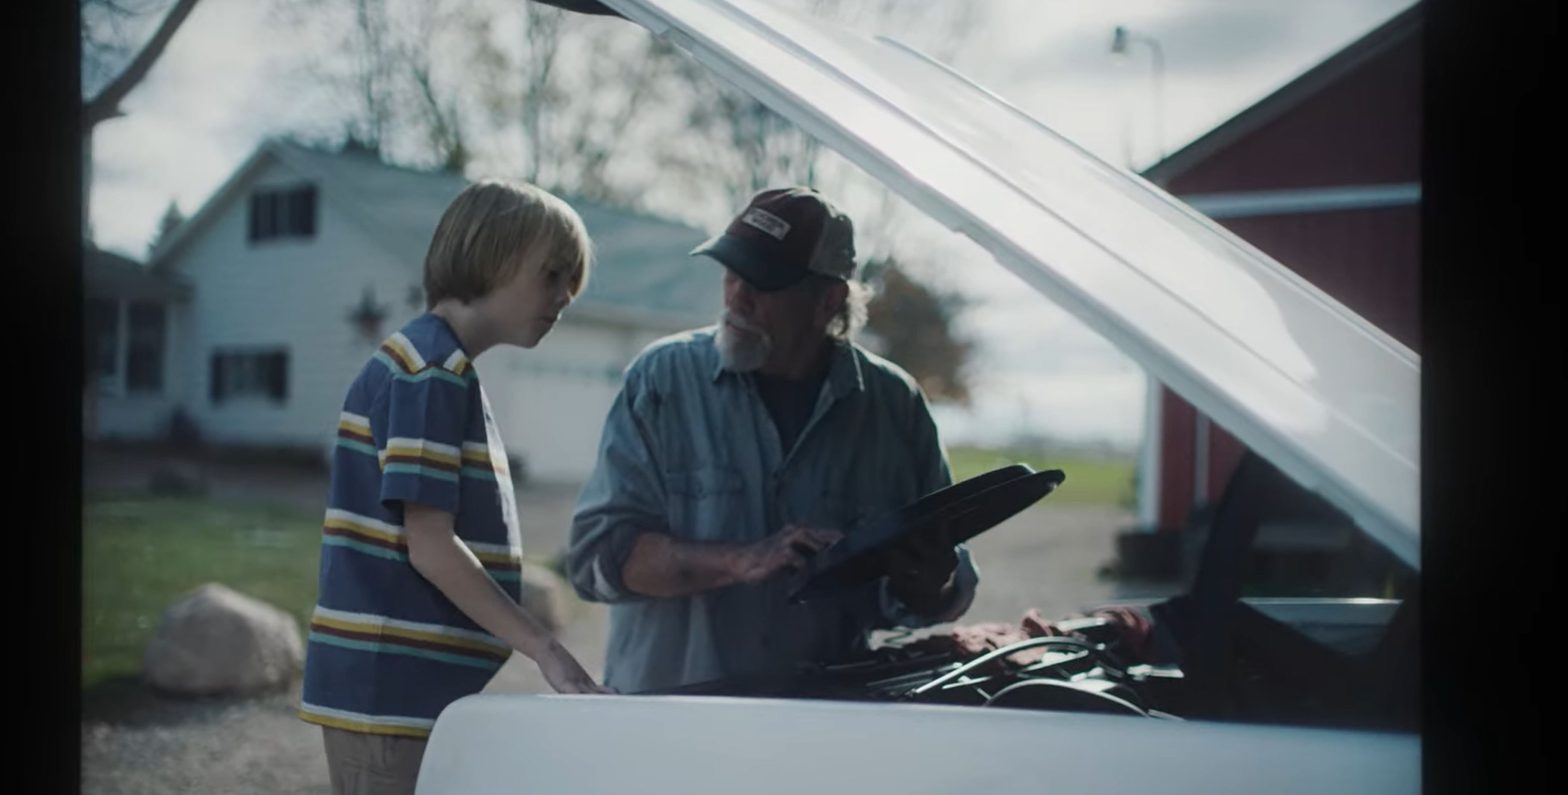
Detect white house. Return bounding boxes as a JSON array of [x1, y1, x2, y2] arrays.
[[86, 139, 720, 483], [84, 245, 193, 441]]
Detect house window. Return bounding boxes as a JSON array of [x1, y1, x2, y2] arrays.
[[248, 184, 317, 243], [85, 298, 118, 381], [125, 302, 166, 393], [210, 349, 289, 404]]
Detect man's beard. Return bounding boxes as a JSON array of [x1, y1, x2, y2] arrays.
[[715, 310, 772, 373]]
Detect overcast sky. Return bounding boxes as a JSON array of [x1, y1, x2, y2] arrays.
[[88, 0, 1419, 451]]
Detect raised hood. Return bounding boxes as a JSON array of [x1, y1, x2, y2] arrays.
[[600, 0, 1420, 568]]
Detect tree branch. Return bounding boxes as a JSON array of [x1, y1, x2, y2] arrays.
[[82, 0, 201, 128], [528, 0, 622, 17]]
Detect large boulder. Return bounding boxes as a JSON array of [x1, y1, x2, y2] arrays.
[[142, 583, 303, 696]]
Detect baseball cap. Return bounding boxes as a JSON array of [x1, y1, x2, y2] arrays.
[[690, 187, 856, 291]]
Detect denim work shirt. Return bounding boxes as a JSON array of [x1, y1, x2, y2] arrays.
[[566, 327, 980, 694]]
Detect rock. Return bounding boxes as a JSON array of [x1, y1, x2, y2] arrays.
[[517, 563, 569, 633], [143, 583, 303, 696]]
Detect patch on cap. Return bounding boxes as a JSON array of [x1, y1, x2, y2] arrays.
[[740, 207, 791, 240]]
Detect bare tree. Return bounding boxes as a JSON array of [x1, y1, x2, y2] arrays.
[[682, 77, 824, 203], [147, 200, 184, 256], [272, 0, 476, 169], [345, 0, 395, 153], [80, 0, 203, 243], [403, 1, 474, 171], [81, 0, 201, 127], [259, 0, 983, 392], [276, 0, 656, 190], [270, 0, 979, 237], [518, 3, 567, 184], [655, 0, 981, 216]]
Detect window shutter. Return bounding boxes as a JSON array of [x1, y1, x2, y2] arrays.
[[299, 186, 317, 237], [268, 351, 289, 402], [210, 353, 226, 403]]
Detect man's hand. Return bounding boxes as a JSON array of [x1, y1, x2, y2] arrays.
[[536, 640, 615, 694], [881, 519, 959, 615], [734, 523, 843, 585]]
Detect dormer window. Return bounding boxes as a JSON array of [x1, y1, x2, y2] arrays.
[[248, 184, 317, 243]]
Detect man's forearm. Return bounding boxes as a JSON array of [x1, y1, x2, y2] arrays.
[[621, 532, 750, 598]]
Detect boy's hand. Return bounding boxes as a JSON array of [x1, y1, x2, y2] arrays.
[[537, 641, 615, 694]]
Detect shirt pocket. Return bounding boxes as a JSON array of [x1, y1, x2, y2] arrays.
[[808, 452, 919, 536], [665, 466, 745, 541], [816, 488, 903, 539]]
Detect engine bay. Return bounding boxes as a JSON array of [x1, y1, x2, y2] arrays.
[[653, 452, 1418, 733]]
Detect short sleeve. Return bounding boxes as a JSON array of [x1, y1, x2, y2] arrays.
[[376, 368, 472, 517]]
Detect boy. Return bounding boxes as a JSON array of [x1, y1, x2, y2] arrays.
[[300, 180, 609, 794]]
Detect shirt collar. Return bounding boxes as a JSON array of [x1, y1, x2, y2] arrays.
[[710, 335, 866, 398]]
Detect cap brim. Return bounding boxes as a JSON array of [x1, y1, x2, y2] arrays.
[[690, 234, 805, 292]]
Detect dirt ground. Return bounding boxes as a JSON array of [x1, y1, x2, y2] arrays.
[[81, 446, 1178, 794]]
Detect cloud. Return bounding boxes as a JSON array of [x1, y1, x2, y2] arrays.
[[87, 0, 355, 255], [90, 104, 249, 256], [952, 0, 1419, 167]]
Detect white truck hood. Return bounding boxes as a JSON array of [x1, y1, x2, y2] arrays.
[[601, 0, 1420, 568], [417, 694, 1418, 793]]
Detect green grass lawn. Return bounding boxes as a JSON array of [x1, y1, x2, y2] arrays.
[[947, 445, 1135, 507], [81, 497, 323, 690], [81, 446, 1129, 690]]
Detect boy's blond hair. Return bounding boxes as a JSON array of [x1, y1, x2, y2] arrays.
[[423, 180, 592, 308]]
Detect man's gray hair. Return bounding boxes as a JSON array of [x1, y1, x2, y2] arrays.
[[823, 277, 873, 341]]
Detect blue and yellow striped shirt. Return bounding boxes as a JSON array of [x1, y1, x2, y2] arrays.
[[301, 312, 521, 738]]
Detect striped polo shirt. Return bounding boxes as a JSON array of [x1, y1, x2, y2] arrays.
[[300, 312, 522, 738]]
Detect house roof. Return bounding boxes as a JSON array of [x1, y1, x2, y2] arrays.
[[151, 139, 720, 328], [1140, 2, 1423, 186], [84, 245, 192, 302]]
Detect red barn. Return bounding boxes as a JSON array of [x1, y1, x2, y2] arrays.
[[1138, 4, 1421, 537]]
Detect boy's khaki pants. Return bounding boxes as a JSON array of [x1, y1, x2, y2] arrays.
[[321, 726, 429, 795]]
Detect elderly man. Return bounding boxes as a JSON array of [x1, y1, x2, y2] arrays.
[[566, 187, 979, 694]]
